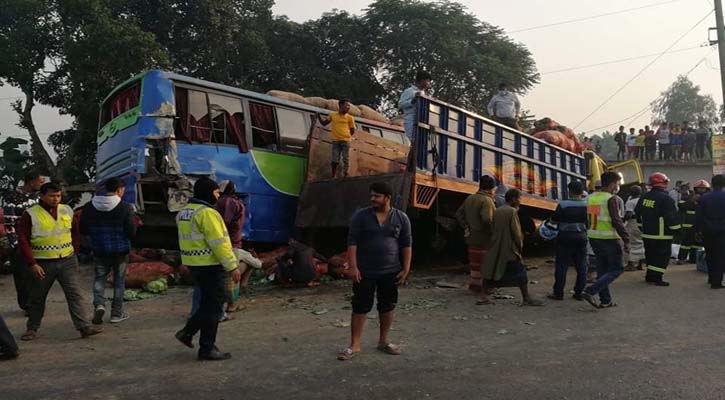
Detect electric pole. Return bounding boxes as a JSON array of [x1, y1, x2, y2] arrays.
[[715, 0, 725, 111]]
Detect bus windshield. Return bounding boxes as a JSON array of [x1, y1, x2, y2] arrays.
[[100, 82, 140, 128]]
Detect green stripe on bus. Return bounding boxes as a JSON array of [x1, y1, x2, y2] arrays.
[[98, 105, 142, 144], [251, 149, 306, 196]]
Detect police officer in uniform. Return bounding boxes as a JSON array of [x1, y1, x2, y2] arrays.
[[635, 172, 681, 286], [175, 177, 241, 361]]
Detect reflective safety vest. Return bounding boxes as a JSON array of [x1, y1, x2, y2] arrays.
[[176, 203, 237, 271], [587, 192, 620, 240], [27, 204, 74, 259]]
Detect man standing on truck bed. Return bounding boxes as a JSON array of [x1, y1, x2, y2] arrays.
[[456, 175, 496, 293], [338, 182, 412, 361], [487, 83, 521, 131], [582, 172, 629, 309], [317, 99, 356, 179], [635, 172, 681, 287], [398, 70, 432, 141]]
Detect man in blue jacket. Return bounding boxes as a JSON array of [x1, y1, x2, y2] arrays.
[[80, 177, 137, 324]]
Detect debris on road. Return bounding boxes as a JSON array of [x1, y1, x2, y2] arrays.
[[332, 320, 350, 328], [435, 281, 461, 289], [492, 294, 515, 300], [452, 315, 468, 321], [497, 329, 509, 335], [524, 321, 537, 326], [311, 308, 329, 315]]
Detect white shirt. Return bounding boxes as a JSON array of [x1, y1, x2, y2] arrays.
[[658, 128, 670, 144], [626, 134, 637, 147], [399, 84, 424, 139], [487, 91, 521, 119], [625, 196, 639, 213]]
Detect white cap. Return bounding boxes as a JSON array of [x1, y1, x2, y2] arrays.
[[219, 180, 232, 193]]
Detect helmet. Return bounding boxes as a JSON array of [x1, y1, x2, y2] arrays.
[[648, 172, 670, 189], [538, 220, 558, 241], [693, 179, 711, 189]]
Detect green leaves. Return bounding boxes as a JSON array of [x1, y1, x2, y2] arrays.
[[651, 76, 719, 125]]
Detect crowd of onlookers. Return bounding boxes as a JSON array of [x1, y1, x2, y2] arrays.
[[612, 121, 715, 162]]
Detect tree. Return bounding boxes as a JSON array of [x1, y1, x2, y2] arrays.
[[651, 76, 719, 126], [0, 0, 60, 178], [363, 0, 539, 115], [260, 11, 384, 105], [39, 0, 169, 184], [0, 136, 34, 189]]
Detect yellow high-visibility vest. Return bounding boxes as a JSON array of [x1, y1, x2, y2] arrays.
[[587, 192, 620, 240], [176, 202, 237, 271], [27, 204, 74, 259]]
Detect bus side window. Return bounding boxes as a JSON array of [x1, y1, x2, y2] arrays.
[[188, 90, 211, 142], [209, 93, 248, 152], [250, 102, 278, 150], [276, 107, 307, 154]]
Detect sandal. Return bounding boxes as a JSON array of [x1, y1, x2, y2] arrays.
[[21, 330, 37, 341], [219, 314, 234, 323], [337, 347, 360, 361], [475, 298, 495, 306], [377, 343, 402, 356], [225, 304, 246, 314], [598, 302, 618, 309]]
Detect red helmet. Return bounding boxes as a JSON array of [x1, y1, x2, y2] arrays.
[[693, 179, 711, 189], [649, 172, 670, 188]]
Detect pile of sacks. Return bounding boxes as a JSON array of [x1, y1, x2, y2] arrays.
[[266, 90, 389, 124], [529, 118, 585, 154]]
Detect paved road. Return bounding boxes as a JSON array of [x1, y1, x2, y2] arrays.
[[1, 259, 724, 400]]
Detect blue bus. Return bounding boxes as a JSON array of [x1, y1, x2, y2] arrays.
[[96, 70, 408, 247]]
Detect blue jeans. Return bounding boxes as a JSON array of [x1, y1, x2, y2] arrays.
[[552, 240, 588, 297], [585, 239, 624, 304], [93, 255, 128, 317]]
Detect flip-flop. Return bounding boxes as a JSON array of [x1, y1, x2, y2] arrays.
[[377, 343, 402, 355], [475, 298, 495, 306], [337, 347, 360, 361]]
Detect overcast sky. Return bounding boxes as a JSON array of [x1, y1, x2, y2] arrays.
[[0, 0, 720, 145]]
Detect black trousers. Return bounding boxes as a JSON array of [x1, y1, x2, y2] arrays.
[[10, 250, 31, 311], [182, 266, 225, 354], [0, 314, 18, 355], [704, 235, 725, 286], [644, 238, 672, 282]]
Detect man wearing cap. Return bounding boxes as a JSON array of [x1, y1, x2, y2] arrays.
[[635, 172, 681, 286], [175, 177, 241, 361], [456, 175, 496, 293]]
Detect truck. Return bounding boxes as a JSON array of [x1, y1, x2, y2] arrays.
[[295, 94, 644, 252]]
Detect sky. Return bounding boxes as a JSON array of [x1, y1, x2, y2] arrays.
[[0, 0, 721, 147]]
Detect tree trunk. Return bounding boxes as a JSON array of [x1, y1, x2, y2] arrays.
[[19, 89, 63, 183]]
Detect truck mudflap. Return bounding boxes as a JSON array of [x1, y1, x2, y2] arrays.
[[295, 172, 413, 229]]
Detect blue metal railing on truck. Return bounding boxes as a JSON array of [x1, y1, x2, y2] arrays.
[[414, 95, 585, 202]]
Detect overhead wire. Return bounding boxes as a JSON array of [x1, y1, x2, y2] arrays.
[[573, 9, 715, 130], [581, 47, 715, 133], [541, 45, 705, 75], [509, 0, 683, 33]]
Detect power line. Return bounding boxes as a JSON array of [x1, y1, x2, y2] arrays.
[[573, 9, 714, 130], [582, 48, 714, 133], [0, 96, 22, 101], [509, 0, 684, 33], [542, 45, 705, 75]]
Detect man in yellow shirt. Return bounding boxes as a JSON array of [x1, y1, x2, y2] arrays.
[[318, 99, 355, 178]]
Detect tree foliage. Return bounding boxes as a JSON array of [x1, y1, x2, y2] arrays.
[[651, 76, 719, 126], [0, 136, 34, 189], [364, 0, 539, 114]]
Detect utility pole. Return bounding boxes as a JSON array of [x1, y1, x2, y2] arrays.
[[715, 0, 725, 110]]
